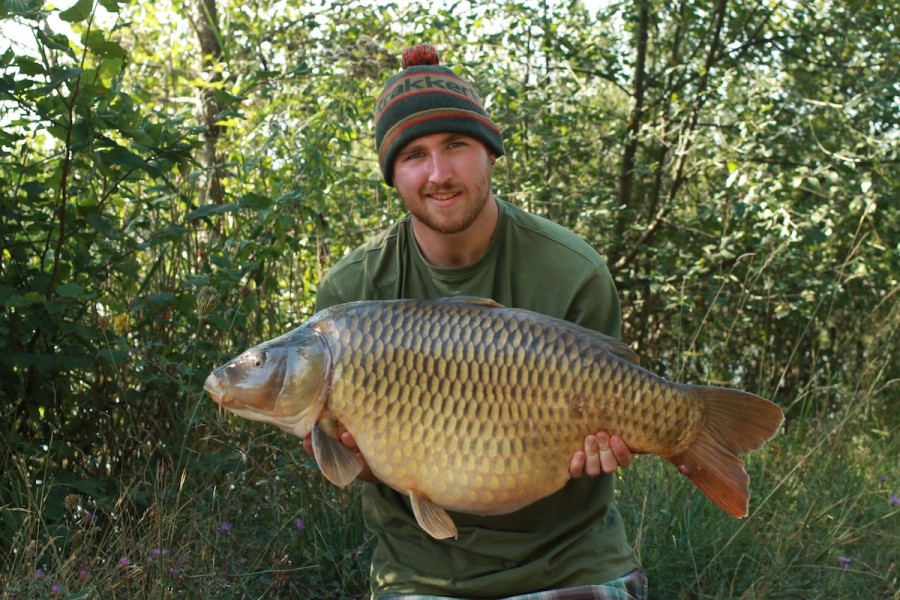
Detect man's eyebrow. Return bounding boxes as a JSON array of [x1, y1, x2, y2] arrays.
[[442, 133, 469, 143], [398, 142, 423, 155], [399, 134, 471, 155]]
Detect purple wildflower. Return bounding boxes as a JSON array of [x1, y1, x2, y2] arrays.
[[879, 474, 888, 483], [218, 521, 233, 533], [35, 569, 47, 581], [294, 517, 305, 531], [149, 547, 169, 561], [889, 493, 900, 506], [838, 555, 851, 570], [79, 569, 90, 579], [119, 556, 131, 568], [50, 583, 62, 595], [83, 511, 95, 523]]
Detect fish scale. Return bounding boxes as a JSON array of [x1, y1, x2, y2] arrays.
[[205, 296, 784, 539], [326, 300, 686, 514]]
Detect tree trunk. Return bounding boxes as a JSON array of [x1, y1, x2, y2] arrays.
[[613, 0, 650, 254], [189, 0, 224, 206]]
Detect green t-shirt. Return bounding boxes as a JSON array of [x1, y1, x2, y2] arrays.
[[316, 199, 640, 598]]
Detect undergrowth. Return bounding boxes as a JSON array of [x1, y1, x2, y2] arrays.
[[3, 376, 896, 599], [2, 298, 897, 599]]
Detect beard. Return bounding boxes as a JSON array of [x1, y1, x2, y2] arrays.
[[399, 160, 493, 235]]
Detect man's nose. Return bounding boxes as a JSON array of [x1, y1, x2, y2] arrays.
[[427, 153, 452, 183]]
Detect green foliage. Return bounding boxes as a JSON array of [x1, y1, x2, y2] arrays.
[[0, 0, 897, 597], [2, 428, 369, 598]]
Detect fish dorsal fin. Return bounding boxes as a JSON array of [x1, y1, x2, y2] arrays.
[[437, 296, 505, 308], [436, 296, 639, 364], [589, 329, 641, 365], [557, 319, 641, 365], [311, 421, 363, 487], [409, 490, 458, 540]]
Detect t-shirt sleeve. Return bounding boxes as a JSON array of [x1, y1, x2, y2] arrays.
[[566, 263, 622, 339], [314, 274, 346, 312]]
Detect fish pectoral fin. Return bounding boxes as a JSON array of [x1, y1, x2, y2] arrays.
[[438, 296, 505, 308], [409, 490, 458, 540], [311, 422, 363, 488]]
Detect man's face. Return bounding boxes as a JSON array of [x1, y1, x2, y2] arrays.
[[392, 133, 494, 235]]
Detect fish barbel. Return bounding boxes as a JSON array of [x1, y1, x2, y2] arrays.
[[204, 296, 783, 539]]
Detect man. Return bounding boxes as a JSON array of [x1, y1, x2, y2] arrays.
[[310, 44, 646, 599]]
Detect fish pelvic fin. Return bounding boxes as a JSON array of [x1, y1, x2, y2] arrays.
[[667, 387, 784, 518], [311, 422, 363, 487], [409, 490, 458, 540]]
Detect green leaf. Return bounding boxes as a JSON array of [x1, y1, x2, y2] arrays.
[[98, 347, 129, 365], [802, 229, 828, 246], [2, 294, 30, 308], [55, 470, 109, 498], [35, 31, 75, 57], [14, 56, 45, 76], [144, 292, 176, 307], [187, 203, 241, 219], [2, 0, 44, 18], [58, 0, 93, 23], [214, 88, 247, 105], [84, 31, 128, 59], [97, 0, 126, 12], [81, 82, 111, 97], [100, 144, 148, 170], [57, 282, 85, 297]]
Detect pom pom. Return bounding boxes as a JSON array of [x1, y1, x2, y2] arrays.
[[402, 44, 440, 69]]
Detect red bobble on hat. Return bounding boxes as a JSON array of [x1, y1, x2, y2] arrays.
[[402, 44, 440, 69]]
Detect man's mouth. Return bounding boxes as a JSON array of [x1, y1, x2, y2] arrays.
[[427, 190, 461, 204]]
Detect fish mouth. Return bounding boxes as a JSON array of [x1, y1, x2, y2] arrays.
[[204, 372, 224, 401], [204, 373, 231, 419]]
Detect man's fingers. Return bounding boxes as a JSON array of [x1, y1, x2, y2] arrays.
[[609, 434, 633, 468], [569, 450, 586, 478], [584, 434, 601, 476], [340, 430, 359, 452], [303, 426, 358, 455], [595, 431, 619, 474]]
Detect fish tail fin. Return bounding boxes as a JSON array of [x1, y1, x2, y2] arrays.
[[665, 387, 783, 517]]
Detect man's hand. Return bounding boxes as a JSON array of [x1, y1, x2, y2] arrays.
[[569, 431, 633, 478], [302, 423, 379, 483]]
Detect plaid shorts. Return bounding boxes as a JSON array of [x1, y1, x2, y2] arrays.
[[379, 568, 648, 600]]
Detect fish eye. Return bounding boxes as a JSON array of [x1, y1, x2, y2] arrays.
[[254, 351, 267, 367], [244, 350, 267, 368]]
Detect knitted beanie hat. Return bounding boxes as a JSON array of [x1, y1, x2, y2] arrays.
[[374, 44, 505, 186]]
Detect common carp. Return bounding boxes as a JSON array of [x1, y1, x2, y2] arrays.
[[204, 296, 783, 539]]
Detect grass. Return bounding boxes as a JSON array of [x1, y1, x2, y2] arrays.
[[2, 312, 897, 599], [3, 382, 895, 600], [0, 425, 371, 599], [620, 399, 899, 599]]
